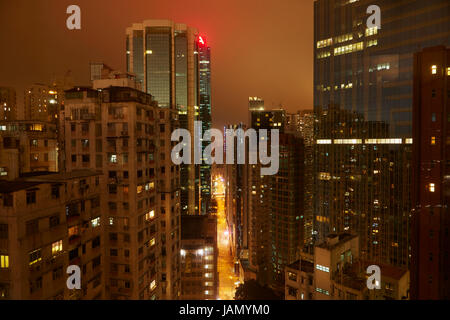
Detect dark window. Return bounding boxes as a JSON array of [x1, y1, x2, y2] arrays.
[[69, 248, 79, 260], [92, 236, 101, 248], [26, 219, 39, 235], [92, 256, 101, 268], [26, 191, 36, 204], [51, 185, 60, 199], [2, 193, 13, 207], [0, 224, 8, 239], [109, 233, 118, 241], [49, 215, 60, 228]]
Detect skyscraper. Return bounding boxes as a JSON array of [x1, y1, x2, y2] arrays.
[[197, 37, 212, 215], [314, 0, 450, 268], [245, 105, 304, 291], [411, 46, 450, 299], [286, 110, 315, 247], [126, 20, 212, 215]]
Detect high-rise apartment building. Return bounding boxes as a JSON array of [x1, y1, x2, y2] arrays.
[[245, 105, 305, 291], [286, 110, 315, 247], [268, 133, 304, 291], [411, 46, 450, 299], [126, 20, 212, 215], [314, 0, 450, 268], [224, 123, 249, 260], [0, 87, 17, 121], [0, 170, 103, 300], [180, 214, 218, 299], [62, 84, 181, 300]]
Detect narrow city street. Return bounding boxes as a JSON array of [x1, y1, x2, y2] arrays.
[[213, 176, 240, 300]]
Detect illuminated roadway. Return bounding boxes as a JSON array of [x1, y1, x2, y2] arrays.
[[213, 176, 240, 300]]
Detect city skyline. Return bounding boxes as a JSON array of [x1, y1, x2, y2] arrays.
[[1, 0, 449, 304], [0, 0, 315, 130]]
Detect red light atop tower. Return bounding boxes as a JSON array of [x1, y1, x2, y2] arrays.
[[197, 35, 206, 46]]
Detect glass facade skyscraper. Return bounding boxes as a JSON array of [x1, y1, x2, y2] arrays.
[[198, 38, 212, 214], [314, 0, 450, 267], [126, 20, 212, 215]]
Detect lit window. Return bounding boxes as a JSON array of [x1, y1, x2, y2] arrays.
[[316, 264, 330, 272], [429, 183, 435, 192], [109, 217, 114, 225], [150, 280, 156, 290], [52, 240, 63, 255], [0, 255, 9, 269], [447, 67, 450, 76], [431, 136, 436, 145], [29, 249, 42, 265], [431, 65, 437, 75], [91, 217, 100, 228], [145, 210, 155, 221], [150, 238, 155, 247]]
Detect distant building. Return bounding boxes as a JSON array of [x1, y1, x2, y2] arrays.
[[126, 19, 212, 215], [180, 214, 218, 300], [24, 84, 64, 123], [286, 110, 314, 247], [411, 46, 450, 300], [0, 87, 17, 121]]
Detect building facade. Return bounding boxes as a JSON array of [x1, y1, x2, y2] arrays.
[[0, 170, 103, 300], [62, 85, 181, 300], [411, 46, 450, 299], [314, 0, 450, 269], [180, 214, 218, 299]]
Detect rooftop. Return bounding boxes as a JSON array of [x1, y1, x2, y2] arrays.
[[0, 180, 44, 193], [287, 259, 314, 273], [0, 170, 101, 193], [316, 233, 358, 250]]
